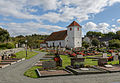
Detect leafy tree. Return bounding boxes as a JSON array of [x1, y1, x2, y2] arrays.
[[86, 31, 103, 38], [82, 41, 90, 49], [109, 39, 120, 48], [91, 38, 100, 47], [115, 30, 120, 39], [103, 32, 115, 38], [0, 27, 10, 42]]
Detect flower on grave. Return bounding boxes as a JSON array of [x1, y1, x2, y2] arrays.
[[71, 53, 77, 57], [40, 48, 43, 50], [54, 57, 60, 62], [108, 50, 114, 53], [108, 56, 113, 61]]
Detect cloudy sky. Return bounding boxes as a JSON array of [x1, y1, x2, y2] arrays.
[[0, 0, 120, 37]]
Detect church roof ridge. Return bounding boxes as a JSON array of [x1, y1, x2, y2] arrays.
[[67, 21, 82, 27]]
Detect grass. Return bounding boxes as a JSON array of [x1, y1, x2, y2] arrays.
[[60, 55, 71, 68], [24, 66, 42, 78], [15, 50, 38, 59], [84, 59, 98, 66], [107, 60, 119, 65], [60, 54, 119, 67]]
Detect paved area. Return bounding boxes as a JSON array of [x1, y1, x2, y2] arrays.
[[0, 52, 120, 83]]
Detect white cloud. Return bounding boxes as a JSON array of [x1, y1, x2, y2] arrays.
[[83, 22, 120, 35], [112, 25, 116, 27], [0, 0, 120, 36], [0, 0, 120, 23], [0, 22, 64, 37], [117, 19, 120, 23]]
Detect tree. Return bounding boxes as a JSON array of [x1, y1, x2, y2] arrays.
[[0, 27, 10, 42], [91, 38, 100, 47], [109, 39, 120, 48], [103, 32, 115, 38], [86, 31, 103, 38], [115, 30, 120, 39], [82, 41, 90, 49]]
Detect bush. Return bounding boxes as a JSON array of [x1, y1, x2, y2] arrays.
[[0, 43, 7, 49], [6, 42, 15, 49], [109, 39, 120, 48]]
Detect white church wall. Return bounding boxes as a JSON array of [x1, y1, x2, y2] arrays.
[[46, 40, 65, 47], [40, 43, 47, 48], [67, 26, 82, 48]]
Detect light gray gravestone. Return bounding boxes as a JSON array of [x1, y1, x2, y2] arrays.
[[102, 53, 107, 58], [113, 55, 118, 61], [77, 55, 83, 58], [112, 53, 116, 56]]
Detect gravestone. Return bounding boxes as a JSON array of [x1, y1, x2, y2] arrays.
[[56, 57, 62, 67], [77, 55, 83, 58], [42, 61, 56, 69], [102, 53, 107, 58], [71, 58, 85, 66], [113, 55, 118, 61], [98, 58, 107, 66], [118, 53, 120, 64], [112, 53, 116, 56], [118, 53, 120, 56]]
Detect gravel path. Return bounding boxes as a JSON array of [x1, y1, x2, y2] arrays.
[[0, 51, 120, 83]]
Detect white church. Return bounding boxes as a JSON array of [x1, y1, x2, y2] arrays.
[[40, 21, 82, 48]]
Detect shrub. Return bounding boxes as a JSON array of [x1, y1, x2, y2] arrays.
[[0, 43, 7, 49], [6, 42, 15, 49]]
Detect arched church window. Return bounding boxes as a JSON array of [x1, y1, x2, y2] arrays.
[[70, 28, 72, 31]]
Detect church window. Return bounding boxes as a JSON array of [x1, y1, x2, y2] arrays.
[[77, 28, 79, 31], [70, 28, 72, 31]]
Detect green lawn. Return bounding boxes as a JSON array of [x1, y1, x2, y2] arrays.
[[60, 55, 71, 68], [60, 54, 119, 67], [15, 50, 38, 59], [84, 59, 98, 66], [24, 66, 42, 78]]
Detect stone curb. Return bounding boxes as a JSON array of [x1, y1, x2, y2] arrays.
[[36, 68, 73, 78]]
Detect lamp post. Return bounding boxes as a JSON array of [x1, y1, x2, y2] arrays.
[[25, 40, 28, 57]]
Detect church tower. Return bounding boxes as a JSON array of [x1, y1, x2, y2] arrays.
[[67, 21, 82, 48]]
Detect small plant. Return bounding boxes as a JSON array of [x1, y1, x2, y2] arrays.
[[74, 62, 84, 68]]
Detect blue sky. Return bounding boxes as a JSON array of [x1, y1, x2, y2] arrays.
[[0, 0, 120, 37]]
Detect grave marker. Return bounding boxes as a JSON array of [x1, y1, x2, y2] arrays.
[[112, 53, 116, 56], [113, 55, 118, 61], [77, 55, 83, 58], [98, 58, 107, 66], [42, 61, 56, 69], [71, 58, 85, 66], [102, 53, 107, 58]]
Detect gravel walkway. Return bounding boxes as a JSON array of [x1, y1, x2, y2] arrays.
[[0, 51, 120, 83]]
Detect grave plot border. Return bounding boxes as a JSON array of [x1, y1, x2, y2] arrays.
[[94, 65, 120, 73], [65, 66, 107, 75], [36, 69, 73, 78]]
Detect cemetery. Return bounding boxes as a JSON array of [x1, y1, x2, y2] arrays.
[[0, 48, 38, 68], [24, 47, 120, 78]]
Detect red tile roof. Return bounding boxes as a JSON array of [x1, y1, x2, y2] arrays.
[[45, 30, 67, 41], [67, 21, 82, 27], [40, 41, 46, 44]]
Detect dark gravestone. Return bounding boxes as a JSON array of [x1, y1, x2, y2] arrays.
[[71, 58, 85, 66], [42, 61, 56, 69], [98, 58, 107, 66], [118, 53, 120, 64], [56, 57, 62, 67]]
